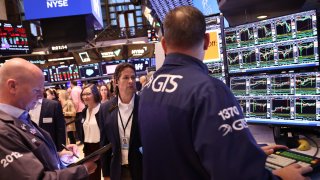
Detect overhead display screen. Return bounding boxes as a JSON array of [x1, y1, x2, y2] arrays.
[[0, 22, 29, 55]]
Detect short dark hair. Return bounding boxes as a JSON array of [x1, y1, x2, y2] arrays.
[[113, 63, 136, 95], [80, 84, 102, 103], [163, 6, 206, 49], [71, 80, 77, 86]]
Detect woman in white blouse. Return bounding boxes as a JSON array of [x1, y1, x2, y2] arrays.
[[80, 84, 102, 180]]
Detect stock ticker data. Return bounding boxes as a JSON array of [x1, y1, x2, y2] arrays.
[[230, 71, 320, 126], [224, 10, 318, 74], [226, 10, 320, 126]]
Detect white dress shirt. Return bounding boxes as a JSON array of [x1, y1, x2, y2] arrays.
[[29, 99, 43, 125], [118, 95, 135, 165], [83, 103, 101, 143]]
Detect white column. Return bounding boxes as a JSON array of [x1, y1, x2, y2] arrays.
[[0, 0, 7, 20]]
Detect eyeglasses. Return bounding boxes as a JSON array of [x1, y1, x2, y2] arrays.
[[81, 93, 92, 97]]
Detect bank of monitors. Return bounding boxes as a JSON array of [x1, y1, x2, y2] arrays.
[[230, 72, 320, 126], [225, 10, 318, 73], [79, 63, 101, 79], [48, 64, 80, 82]]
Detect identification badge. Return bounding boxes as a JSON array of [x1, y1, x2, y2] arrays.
[[121, 137, 129, 150], [43, 117, 53, 123]]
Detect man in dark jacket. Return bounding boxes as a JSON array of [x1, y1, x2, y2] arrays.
[[0, 58, 97, 179], [138, 6, 312, 180], [30, 98, 66, 151]]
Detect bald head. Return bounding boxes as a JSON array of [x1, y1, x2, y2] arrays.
[[0, 58, 44, 110], [0, 58, 43, 85]]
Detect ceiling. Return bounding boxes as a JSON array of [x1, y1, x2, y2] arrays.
[[218, 0, 320, 26]]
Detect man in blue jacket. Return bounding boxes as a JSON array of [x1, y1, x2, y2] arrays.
[[138, 6, 312, 180]]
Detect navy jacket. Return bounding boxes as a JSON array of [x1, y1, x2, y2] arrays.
[[39, 98, 66, 152], [138, 53, 279, 180], [99, 96, 142, 180]]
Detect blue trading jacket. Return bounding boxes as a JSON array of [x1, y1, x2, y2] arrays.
[[138, 53, 279, 180]]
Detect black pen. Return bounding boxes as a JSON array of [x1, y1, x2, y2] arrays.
[[61, 144, 79, 158]]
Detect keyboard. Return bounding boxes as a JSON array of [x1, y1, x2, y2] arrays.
[[265, 149, 320, 171]]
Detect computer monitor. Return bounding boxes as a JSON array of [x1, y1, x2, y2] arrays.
[[0, 21, 30, 55], [79, 63, 101, 79], [127, 58, 151, 72], [225, 10, 319, 74], [204, 14, 226, 83], [100, 60, 126, 76], [49, 64, 79, 82]]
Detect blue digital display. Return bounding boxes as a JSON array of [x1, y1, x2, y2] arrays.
[[24, 0, 102, 28]]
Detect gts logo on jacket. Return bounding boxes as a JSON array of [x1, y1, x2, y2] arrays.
[[147, 74, 183, 93]]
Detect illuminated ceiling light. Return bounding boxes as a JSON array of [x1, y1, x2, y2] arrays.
[[257, 15, 268, 19]]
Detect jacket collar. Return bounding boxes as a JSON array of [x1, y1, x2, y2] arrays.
[[163, 53, 209, 74]]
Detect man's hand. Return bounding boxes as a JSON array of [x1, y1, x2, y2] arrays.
[[59, 144, 79, 164], [273, 163, 312, 180], [83, 155, 100, 174], [261, 144, 288, 155]]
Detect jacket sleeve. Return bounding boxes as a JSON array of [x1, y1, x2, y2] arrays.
[[54, 101, 66, 151], [192, 81, 279, 180], [99, 103, 112, 177], [0, 126, 88, 180]]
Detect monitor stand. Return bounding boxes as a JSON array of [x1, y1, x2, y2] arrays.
[[273, 126, 300, 149]]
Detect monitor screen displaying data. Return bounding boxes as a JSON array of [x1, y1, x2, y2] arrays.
[[49, 64, 79, 82], [225, 10, 318, 74], [230, 72, 320, 126]]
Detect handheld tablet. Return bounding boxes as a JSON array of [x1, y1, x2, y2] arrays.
[[68, 143, 112, 167]]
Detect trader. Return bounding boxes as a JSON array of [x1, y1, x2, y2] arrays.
[[0, 58, 97, 179], [138, 6, 312, 180]]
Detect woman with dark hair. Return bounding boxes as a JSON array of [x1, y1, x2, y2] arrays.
[[100, 63, 142, 180], [80, 84, 102, 180], [99, 84, 111, 104], [46, 88, 58, 101]]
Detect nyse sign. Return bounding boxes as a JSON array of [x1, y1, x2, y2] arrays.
[[47, 0, 69, 8]]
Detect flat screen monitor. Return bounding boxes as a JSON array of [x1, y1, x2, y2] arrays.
[[225, 10, 319, 74], [230, 71, 320, 127], [101, 60, 126, 76], [127, 58, 151, 72], [0, 21, 30, 55], [79, 63, 101, 79], [49, 64, 79, 82]]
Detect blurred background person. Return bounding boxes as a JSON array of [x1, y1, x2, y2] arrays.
[[45, 88, 59, 101], [80, 84, 102, 180], [100, 84, 111, 104], [30, 92, 66, 151], [58, 89, 77, 144], [100, 63, 142, 180], [70, 80, 85, 144]]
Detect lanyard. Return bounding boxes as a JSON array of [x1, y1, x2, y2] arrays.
[[118, 109, 134, 136]]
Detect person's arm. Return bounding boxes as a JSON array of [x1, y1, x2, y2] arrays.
[[0, 128, 89, 179], [194, 81, 313, 180], [192, 81, 289, 180], [99, 103, 112, 178]]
